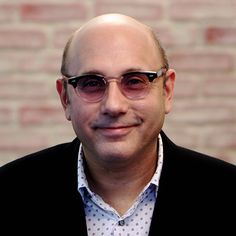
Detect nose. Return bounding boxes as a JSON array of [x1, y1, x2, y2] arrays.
[[100, 81, 129, 116]]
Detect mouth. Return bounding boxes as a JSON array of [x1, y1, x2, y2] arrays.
[[95, 125, 138, 138], [91, 117, 143, 138]]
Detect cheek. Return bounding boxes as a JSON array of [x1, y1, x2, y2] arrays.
[[69, 100, 97, 137], [139, 91, 166, 127], [70, 103, 88, 125], [144, 86, 165, 110]]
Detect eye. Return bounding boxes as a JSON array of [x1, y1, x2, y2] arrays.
[[77, 75, 106, 92], [123, 73, 148, 89]]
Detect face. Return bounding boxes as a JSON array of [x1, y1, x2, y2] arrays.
[[57, 21, 175, 166]]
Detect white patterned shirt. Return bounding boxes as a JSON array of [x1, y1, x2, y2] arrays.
[[77, 135, 164, 236]]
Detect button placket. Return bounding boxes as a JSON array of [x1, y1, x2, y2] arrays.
[[118, 220, 125, 226]]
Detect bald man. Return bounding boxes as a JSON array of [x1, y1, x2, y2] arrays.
[[0, 14, 235, 235]]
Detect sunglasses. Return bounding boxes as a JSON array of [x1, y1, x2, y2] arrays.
[[62, 67, 167, 103]]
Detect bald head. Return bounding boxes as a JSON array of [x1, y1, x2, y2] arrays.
[[78, 14, 148, 33], [60, 14, 169, 76]]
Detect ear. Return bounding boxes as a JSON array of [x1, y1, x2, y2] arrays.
[[164, 69, 176, 114], [56, 79, 71, 121]]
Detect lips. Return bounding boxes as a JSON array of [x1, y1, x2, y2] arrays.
[[91, 117, 142, 138], [97, 124, 133, 129], [96, 125, 135, 138], [92, 117, 142, 129]]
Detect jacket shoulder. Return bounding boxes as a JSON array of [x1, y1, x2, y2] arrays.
[[0, 138, 80, 182], [160, 130, 236, 183]]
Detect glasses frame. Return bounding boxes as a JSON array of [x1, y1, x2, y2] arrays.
[[62, 67, 167, 102]]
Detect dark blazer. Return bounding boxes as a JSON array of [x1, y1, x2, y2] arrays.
[[0, 131, 235, 235]]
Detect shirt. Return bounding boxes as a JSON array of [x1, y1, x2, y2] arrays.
[[77, 135, 164, 236]]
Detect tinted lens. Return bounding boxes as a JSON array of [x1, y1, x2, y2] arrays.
[[67, 71, 160, 102], [121, 72, 150, 99], [76, 75, 106, 101]]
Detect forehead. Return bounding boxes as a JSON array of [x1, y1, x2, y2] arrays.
[[66, 20, 162, 75]]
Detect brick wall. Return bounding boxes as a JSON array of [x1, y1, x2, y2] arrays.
[[0, 0, 236, 166]]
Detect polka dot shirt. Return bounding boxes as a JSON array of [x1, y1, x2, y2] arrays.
[[77, 135, 164, 236]]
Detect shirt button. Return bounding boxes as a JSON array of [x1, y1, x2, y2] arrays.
[[118, 220, 125, 226]]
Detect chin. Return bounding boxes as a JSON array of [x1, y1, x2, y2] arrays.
[[97, 144, 135, 163]]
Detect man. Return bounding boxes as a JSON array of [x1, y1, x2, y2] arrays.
[[0, 14, 235, 235]]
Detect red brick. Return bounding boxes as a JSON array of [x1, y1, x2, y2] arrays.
[[163, 126, 199, 148], [153, 27, 197, 47], [202, 76, 236, 97], [205, 129, 236, 149], [0, 51, 62, 73], [170, 0, 236, 3], [53, 27, 78, 49], [169, 52, 233, 72], [169, 98, 236, 124], [152, 27, 175, 47], [206, 27, 236, 44], [21, 3, 88, 22], [40, 52, 62, 73], [173, 75, 199, 98], [0, 5, 17, 22], [95, 3, 163, 20], [168, 106, 235, 125], [19, 106, 66, 125], [0, 132, 48, 151], [173, 97, 236, 110], [0, 108, 12, 124], [96, 0, 160, 2], [0, 29, 46, 49], [0, 76, 51, 100], [170, 2, 236, 20]]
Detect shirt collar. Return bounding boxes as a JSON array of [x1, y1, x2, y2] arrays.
[[150, 133, 164, 188], [77, 134, 164, 199]]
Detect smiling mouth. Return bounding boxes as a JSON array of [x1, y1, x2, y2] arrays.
[[100, 125, 132, 129], [96, 125, 136, 138]]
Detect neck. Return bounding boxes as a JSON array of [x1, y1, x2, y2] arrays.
[[84, 147, 158, 215]]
